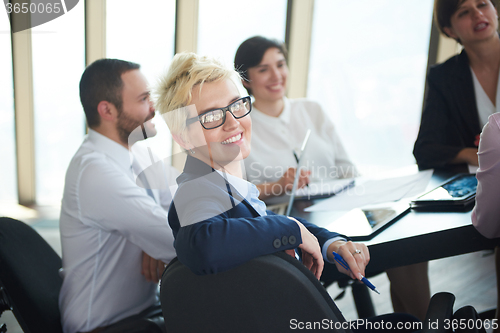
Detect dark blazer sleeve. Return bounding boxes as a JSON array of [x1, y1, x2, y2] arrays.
[[169, 176, 305, 275], [171, 209, 303, 275], [288, 215, 344, 247], [168, 172, 342, 275], [413, 51, 481, 170], [266, 211, 343, 247]]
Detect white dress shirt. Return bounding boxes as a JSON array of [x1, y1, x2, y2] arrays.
[[59, 129, 178, 333], [244, 97, 357, 185]]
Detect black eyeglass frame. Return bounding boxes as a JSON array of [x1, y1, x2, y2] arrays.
[[185, 96, 252, 130]]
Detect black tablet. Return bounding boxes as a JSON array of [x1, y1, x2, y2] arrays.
[[410, 174, 477, 211], [325, 201, 411, 241]]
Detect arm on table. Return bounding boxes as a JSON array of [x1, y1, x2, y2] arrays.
[[414, 71, 473, 169]]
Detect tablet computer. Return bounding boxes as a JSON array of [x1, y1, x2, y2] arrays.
[[410, 173, 477, 212], [324, 201, 410, 241]]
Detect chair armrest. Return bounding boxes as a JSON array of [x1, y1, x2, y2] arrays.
[[101, 318, 164, 333], [452, 306, 487, 333], [101, 307, 164, 333], [421, 292, 455, 333]]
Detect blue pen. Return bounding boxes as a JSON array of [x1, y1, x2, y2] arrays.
[[332, 251, 380, 294]]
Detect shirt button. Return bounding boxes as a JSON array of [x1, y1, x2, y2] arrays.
[[281, 236, 288, 246], [273, 238, 282, 249], [289, 236, 296, 245]]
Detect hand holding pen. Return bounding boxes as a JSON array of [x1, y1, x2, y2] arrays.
[[279, 167, 310, 193], [292, 151, 311, 189], [332, 250, 380, 294]]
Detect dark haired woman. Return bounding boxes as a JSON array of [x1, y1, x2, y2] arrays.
[[414, 0, 500, 170], [234, 36, 357, 200], [235, 36, 432, 320]]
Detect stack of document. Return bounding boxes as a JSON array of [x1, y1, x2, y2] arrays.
[[304, 169, 433, 212]]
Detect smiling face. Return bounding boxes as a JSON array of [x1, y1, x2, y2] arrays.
[[184, 79, 252, 170], [445, 0, 498, 45], [116, 69, 156, 145], [244, 47, 288, 103]]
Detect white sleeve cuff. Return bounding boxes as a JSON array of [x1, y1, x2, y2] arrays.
[[322, 237, 347, 263]]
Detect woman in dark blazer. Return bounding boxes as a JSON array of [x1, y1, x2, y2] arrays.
[[153, 52, 426, 332], [153, 51, 370, 280], [413, 0, 500, 170]]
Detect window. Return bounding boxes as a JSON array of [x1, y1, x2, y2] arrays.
[[107, 0, 176, 164], [308, 0, 434, 175], [198, 0, 287, 86], [0, 15, 16, 202], [31, 1, 85, 204]]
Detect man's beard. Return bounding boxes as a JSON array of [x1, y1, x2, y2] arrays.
[[116, 108, 145, 146]]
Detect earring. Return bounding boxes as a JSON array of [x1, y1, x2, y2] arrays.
[[189, 148, 195, 154]]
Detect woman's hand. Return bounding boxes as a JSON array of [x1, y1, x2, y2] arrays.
[[279, 167, 310, 193], [288, 217, 324, 280], [328, 240, 370, 280], [452, 147, 479, 166], [257, 167, 310, 200]]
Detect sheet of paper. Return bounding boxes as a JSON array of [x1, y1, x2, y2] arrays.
[[264, 178, 354, 206], [468, 164, 478, 174], [295, 178, 355, 199], [304, 169, 433, 212]]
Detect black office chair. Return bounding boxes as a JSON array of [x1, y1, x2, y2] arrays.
[[161, 251, 478, 333], [0, 217, 164, 333], [161, 251, 346, 333]]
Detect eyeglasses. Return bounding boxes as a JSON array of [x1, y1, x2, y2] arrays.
[[186, 96, 252, 130]]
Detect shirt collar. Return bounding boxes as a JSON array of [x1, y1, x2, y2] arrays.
[[216, 170, 267, 217], [177, 155, 266, 215], [215, 169, 250, 199], [252, 97, 291, 124], [279, 97, 291, 124], [86, 129, 132, 173]]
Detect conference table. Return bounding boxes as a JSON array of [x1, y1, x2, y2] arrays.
[[289, 169, 500, 317]]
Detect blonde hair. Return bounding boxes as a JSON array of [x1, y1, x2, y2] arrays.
[[154, 52, 239, 136]]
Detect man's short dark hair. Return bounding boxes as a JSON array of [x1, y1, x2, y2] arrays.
[[79, 58, 140, 128], [234, 36, 288, 96]]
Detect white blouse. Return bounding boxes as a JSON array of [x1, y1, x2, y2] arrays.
[[470, 67, 500, 128], [244, 97, 356, 185]]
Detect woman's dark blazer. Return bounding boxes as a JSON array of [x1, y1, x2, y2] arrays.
[[413, 49, 481, 170], [168, 155, 342, 275]]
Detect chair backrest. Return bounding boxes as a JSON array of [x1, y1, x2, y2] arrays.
[[160, 251, 351, 333], [0, 217, 63, 333]]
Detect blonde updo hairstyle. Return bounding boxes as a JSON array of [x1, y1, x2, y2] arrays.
[[154, 52, 239, 143]]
